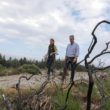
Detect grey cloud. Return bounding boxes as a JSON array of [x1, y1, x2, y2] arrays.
[[0, 0, 110, 61]]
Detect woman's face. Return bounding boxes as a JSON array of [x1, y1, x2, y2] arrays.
[[50, 39, 54, 45]]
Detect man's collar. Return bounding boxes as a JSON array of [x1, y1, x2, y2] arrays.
[[70, 42, 74, 45]]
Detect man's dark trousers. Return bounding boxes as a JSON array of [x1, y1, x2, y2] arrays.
[[63, 57, 77, 82]]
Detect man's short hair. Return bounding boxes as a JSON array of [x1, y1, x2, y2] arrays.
[[69, 35, 74, 39]]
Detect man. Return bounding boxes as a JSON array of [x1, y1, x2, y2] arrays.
[[62, 35, 79, 83], [46, 38, 57, 80]]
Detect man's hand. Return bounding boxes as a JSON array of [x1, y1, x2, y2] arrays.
[[73, 57, 77, 63]]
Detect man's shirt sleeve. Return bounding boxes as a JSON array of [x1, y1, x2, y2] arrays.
[[66, 45, 68, 57], [75, 44, 79, 57]]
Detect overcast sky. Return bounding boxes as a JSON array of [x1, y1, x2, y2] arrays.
[[0, 0, 110, 65]]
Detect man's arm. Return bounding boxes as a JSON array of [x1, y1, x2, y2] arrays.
[[75, 44, 79, 58], [65, 45, 68, 61], [73, 44, 79, 63]]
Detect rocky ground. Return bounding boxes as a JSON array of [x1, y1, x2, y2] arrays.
[[0, 71, 89, 89]]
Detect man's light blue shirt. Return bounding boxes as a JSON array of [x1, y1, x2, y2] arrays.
[[66, 42, 79, 57]]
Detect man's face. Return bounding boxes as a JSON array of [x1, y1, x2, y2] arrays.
[[69, 36, 74, 44]]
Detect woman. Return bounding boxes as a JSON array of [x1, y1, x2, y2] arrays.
[[46, 38, 57, 80]]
